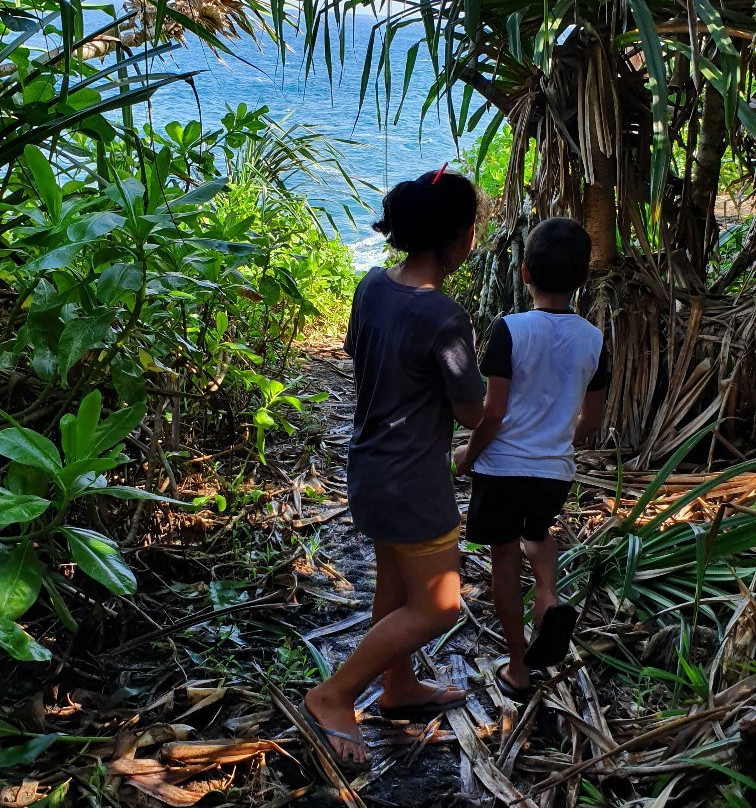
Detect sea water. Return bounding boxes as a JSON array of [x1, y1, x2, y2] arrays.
[[124, 11, 488, 271]]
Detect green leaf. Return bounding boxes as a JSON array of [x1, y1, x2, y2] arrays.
[[183, 238, 261, 257], [66, 211, 126, 243], [62, 527, 137, 595], [74, 390, 102, 461], [0, 732, 58, 767], [691, 0, 739, 127], [58, 310, 115, 383], [0, 719, 23, 737], [253, 408, 276, 429], [24, 243, 84, 274], [93, 485, 189, 507], [0, 542, 42, 620], [628, 0, 670, 222], [0, 617, 51, 662], [622, 422, 719, 528], [42, 576, 78, 632], [96, 263, 143, 304], [5, 462, 48, 498], [23, 145, 62, 222], [157, 178, 228, 212], [91, 402, 146, 457], [0, 424, 62, 480], [0, 489, 50, 530]]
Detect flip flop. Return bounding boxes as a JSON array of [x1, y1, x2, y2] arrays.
[[495, 664, 530, 703], [297, 701, 372, 773], [523, 603, 578, 668], [378, 683, 467, 720]]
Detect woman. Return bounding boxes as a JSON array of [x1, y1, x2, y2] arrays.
[[300, 167, 485, 770]]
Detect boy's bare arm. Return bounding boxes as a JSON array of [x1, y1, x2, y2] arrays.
[[453, 376, 510, 474], [452, 399, 485, 430], [573, 389, 606, 445]]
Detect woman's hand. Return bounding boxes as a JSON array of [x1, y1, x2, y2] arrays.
[[453, 444, 473, 476]]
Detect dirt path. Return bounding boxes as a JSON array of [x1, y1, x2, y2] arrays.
[[287, 343, 560, 808]]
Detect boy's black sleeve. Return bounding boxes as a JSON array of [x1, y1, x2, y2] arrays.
[[587, 341, 610, 391], [479, 316, 513, 378]]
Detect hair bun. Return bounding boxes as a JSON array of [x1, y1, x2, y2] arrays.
[[372, 171, 477, 254]]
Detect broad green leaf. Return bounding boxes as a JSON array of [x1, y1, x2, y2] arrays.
[[0, 732, 58, 767], [96, 263, 143, 304], [74, 390, 103, 461], [0, 425, 62, 479], [58, 310, 115, 382], [23, 145, 61, 222], [62, 527, 136, 595], [0, 617, 51, 662], [58, 458, 126, 492], [5, 462, 48, 497], [91, 402, 147, 457], [253, 408, 276, 429], [157, 177, 228, 212], [66, 211, 126, 243], [0, 489, 51, 530], [0, 542, 42, 620], [24, 243, 83, 274]]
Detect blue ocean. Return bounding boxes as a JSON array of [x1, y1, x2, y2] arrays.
[[130, 11, 487, 270]]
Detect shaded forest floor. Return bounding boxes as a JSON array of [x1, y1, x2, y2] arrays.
[[3, 341, 755, 808]]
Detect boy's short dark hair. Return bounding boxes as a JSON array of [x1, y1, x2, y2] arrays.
[[524, 218, 592, 293]]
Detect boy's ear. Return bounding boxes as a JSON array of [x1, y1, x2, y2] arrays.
[[521, 262, 531, 284]]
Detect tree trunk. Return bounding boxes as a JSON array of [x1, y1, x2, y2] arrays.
[[690, 82, 726, 272], [691, 83, 726, 213], [583, 148, 617, 269]]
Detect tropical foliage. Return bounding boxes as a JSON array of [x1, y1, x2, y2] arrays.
[[0, 0, 357, 661], [294, 0, 756, 465]]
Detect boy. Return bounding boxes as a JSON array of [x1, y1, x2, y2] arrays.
[[453, 217, 608, 700]]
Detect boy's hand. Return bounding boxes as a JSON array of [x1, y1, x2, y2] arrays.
[[453, 444, 473, 476]]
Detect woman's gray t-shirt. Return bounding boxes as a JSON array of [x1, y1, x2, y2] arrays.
[[344, 267, 485, 543]]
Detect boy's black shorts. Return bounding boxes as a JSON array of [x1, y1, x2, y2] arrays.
[[465, 474, 572, 545]]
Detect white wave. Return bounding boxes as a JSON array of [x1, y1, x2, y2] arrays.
[[348, 233, 388, 274]]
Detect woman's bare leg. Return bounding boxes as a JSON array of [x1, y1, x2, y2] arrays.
[[304, 544, 462, 763], [372, 543, 464, 709]]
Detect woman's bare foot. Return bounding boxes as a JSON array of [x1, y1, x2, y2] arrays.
[[303, 686, 370, 765], [379, 678, 466, 710]]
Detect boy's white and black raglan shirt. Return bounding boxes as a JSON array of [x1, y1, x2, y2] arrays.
[[473, 309, 607, 482]]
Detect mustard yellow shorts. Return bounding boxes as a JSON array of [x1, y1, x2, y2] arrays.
[[386, 524, 461, 557]]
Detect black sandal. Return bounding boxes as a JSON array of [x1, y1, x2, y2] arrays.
[[523, 603, 578, 668], [495, 664, 530, 703], [379, 683, 467, 720]]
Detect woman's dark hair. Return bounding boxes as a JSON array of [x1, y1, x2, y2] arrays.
[[372, 170, 477, 253], [524, 217, 592, 293]]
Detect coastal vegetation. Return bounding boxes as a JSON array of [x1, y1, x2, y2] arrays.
[[0, 2, 754, 808]]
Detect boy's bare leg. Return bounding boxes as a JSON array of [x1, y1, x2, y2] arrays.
[[372, 543, 464, 708], [304, 545, 462, 763], [490, 541, 528, 689], [522, 536, 559, 625]]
